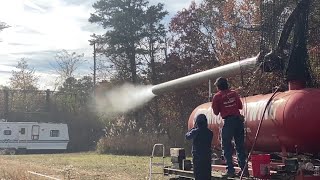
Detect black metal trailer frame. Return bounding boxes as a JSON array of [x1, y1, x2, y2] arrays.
[[163, 166, 258, 180]]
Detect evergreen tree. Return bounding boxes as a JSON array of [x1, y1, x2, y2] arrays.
[[89, 0, 167, 84]]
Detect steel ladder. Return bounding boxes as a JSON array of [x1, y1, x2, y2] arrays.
[[149, 143, 165, 180]]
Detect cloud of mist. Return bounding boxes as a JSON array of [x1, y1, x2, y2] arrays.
[[94, 83, 155, 115]]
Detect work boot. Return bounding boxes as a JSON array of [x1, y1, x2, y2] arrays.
[[221, 171, 235, 178], [237, 169, 250, 177]]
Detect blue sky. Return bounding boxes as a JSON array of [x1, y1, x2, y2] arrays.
[[0, 0, 200, 89]]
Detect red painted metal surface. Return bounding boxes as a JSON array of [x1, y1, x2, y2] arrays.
[[295, 175, 320, 180], [188, 88, 320, 154]]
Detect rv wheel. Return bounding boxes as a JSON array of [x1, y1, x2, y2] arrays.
[[18, 148, 27, 154], [0, 149, 6, 155], [8, 149, 16, 155]]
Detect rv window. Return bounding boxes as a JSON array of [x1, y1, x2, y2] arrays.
[[20, 128, 25, 134], [4, 130, 11, 135], [50, 130, 59, 137]]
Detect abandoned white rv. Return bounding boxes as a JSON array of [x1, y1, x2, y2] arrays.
[[0, 121, 69, 154]]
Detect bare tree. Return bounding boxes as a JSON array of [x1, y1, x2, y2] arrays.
[[9, 59, 40, 112], [53, 49, 85, 81], [9, 58, 39, 90]]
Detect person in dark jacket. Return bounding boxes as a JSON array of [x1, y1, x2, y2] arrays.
[[186, 114, 213, 180], [211, 77, 248, 178]]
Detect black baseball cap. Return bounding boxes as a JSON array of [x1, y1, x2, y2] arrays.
[[214, 77, 228, 85]]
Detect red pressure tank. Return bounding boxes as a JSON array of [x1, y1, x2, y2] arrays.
[[150, 55, 320, 154], [188, 88, 320, 154]]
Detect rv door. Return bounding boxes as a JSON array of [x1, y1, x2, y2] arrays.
[[18, 126, 28, 147], [31, 125, 40, 140]]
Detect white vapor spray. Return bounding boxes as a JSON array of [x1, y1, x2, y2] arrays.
[[94, 83, 156, 115]]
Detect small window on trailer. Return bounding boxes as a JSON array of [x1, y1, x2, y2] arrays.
[[20, 128, 25, 134], [50, 130, 59, 137], [4, 130, 11, 135]]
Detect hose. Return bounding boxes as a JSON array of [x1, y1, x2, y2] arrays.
[[240, 86, 281, 179], [240, 62, 264, 146]]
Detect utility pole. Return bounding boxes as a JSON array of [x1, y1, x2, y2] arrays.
[[89, 33, 97, 86], [93, 40, 96, 86]]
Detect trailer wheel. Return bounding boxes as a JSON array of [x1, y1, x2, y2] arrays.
[[18, 148, 27, 154], [0, 149, 6, 155], [8, 149, 16, 155]]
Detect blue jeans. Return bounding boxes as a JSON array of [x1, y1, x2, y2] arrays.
[[222, 116, 246, 174]]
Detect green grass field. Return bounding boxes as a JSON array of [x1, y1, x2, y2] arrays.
[[0, 152, 171, 180]]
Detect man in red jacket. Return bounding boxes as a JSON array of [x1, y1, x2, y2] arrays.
[[211, 77, 248, 178]]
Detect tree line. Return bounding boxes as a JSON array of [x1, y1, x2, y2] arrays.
[[91, 0, 320, 155]]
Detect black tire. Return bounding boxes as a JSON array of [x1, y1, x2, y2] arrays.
[[0, 149, 6, 155], [18, 148, 27, 154], [9, 149, 16, 155]]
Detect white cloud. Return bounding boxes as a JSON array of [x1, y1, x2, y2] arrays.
[[0, 0, 95, 55], [37, 71, 60, 90], [0, 0, 199, 89], [0, 0, 97, 89], [0, 64, 17, 86], [0, 64, 18, 72], [0, 63, 58, 89]]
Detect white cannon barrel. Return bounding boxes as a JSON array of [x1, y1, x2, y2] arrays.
[[151, 55, 259, 95]]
